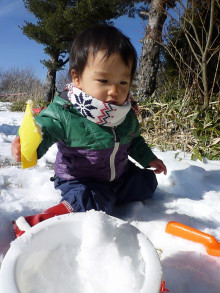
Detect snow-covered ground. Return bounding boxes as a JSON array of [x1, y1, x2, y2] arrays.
[[0, 101, 220, 292]]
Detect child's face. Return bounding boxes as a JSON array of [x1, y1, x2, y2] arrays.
[[71, 50, 132, 106]]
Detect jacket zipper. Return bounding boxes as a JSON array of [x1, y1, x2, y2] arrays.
[[109, 127, 120, 181]]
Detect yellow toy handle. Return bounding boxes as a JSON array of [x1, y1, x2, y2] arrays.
[[19, 100, 42, 169]]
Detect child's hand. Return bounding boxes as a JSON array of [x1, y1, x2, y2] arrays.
[[149, 158, 167, 175], [11, 136, 21, 162]]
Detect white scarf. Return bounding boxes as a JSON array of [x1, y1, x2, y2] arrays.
[[66, 83, 131, 127]]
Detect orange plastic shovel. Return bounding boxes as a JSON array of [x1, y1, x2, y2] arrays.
[[166, 221, 220, 257]]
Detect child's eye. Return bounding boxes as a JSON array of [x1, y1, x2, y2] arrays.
[[98, 79, 108, 83], [120, 81, 128, 85]]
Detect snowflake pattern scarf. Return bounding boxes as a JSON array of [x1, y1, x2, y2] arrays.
[[66, 83, 132, 127]]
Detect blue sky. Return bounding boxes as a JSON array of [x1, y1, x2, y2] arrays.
[[0, 0, 146, 81]]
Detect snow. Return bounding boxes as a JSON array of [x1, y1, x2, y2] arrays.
[[0, 101, 220, 292], [3, 212, 161, 293]]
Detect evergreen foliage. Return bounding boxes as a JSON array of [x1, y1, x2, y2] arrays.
[[21, 0, 142, 71]]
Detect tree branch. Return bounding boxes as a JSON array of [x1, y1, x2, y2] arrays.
[[139, 11, 149, 18], [204, 0, 215, 54]]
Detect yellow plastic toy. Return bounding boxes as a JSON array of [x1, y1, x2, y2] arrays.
[[19, 100, 42, 169]]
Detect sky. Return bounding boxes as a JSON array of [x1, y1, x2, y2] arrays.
[[0, 0, 146, 81], [0, 102, 220, 292]]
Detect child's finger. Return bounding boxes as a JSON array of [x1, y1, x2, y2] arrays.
[[11, 137, 21, 162]]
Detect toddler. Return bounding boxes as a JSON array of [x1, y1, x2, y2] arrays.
[[11, 25, 167, 237]]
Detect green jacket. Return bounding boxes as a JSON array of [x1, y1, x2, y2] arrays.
[[35, 94, 156, 181]]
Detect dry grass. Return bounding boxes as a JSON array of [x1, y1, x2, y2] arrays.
[[138, 98, 220, 161]]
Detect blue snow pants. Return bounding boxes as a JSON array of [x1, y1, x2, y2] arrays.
[[54, 161, 158, 215]]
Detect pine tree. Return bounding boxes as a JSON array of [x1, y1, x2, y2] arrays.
[[21, 0, 142, 102]]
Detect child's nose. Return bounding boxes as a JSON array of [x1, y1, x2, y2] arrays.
[[108, 85, 118, 97]]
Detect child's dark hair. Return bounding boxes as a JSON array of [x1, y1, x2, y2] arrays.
[[69, 25, 137, 81]]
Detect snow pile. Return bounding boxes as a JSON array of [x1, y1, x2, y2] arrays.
[[2, 211, 162, 293], [0, 102, 220, 292]]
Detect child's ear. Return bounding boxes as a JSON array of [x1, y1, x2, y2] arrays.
[[71, 70, 81, 88]]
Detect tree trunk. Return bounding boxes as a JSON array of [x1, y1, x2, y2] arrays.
[[44, 68, 56, 103], [137, 0, 167, 102], [43, 56, 58, 103]]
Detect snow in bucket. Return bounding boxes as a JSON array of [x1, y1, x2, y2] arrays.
[[0, 210, 162, 293]]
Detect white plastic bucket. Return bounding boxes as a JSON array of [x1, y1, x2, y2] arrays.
[[0, 210, 162, 293]]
